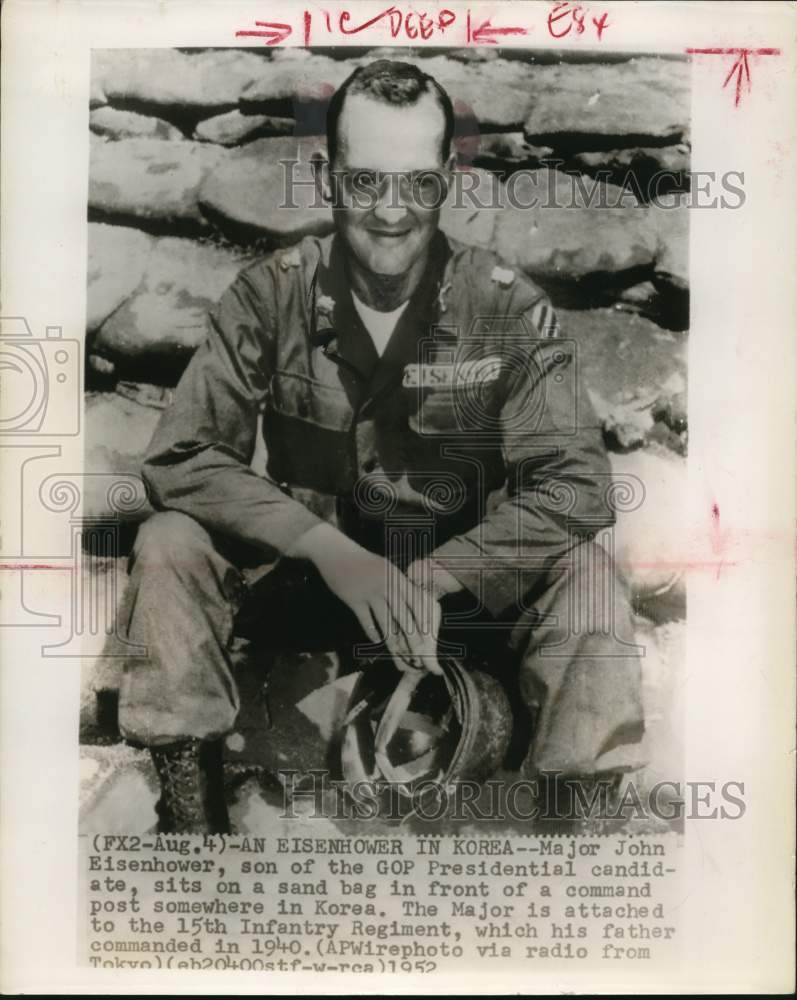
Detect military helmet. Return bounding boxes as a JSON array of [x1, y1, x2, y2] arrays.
[[340, 657, 513, 799]]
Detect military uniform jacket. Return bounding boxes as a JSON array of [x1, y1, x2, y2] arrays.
[[142, 231, 613, 621]]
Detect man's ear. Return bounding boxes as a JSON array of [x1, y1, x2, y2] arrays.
[[437, 151, 457, 204], [311, 150, 333, 205]]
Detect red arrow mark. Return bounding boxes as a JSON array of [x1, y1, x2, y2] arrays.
[[467, 12, 527, 45], [687, 48, 780, 108], [723, 50, 751, 106], [235, 20, 292, 45]]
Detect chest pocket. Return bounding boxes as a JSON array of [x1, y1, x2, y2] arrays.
[[269, 370, 352, 431], [404, 355, 505, 437], [406, 386, 462, 436], [264, 370, 356, 493]]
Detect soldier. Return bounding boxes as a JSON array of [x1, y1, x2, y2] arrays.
[[119, 60, 644, 833]]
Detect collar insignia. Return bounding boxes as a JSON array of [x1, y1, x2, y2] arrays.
[[279, 247, 302, 270], [491, 265, 515, 288]]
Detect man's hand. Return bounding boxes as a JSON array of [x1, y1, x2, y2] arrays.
[[405, 558, 464, 602], [288, 524, 444, 673]]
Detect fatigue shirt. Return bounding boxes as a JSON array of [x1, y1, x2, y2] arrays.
[[142, 231, 613, 621]]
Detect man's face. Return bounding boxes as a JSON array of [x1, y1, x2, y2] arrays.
[[330, 91, 450, 277]]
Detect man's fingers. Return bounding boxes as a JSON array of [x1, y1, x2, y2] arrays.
[[394, 591, 426, 661], [383, 601, 422, 670], [356, 574, 441, 673], [393, 585, 442, 670], [417, 595, 443, 674], [380, 577, 422, 663], [371, 602, 396, 645], [411, 583, 440, 640], [371, 585, 421, 670], [353, 603, 384, 644], [409, 581, 441, 647], [399, 580, 427, 637], [420, 593, 443, 674]]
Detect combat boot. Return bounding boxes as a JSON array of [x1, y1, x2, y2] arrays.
[[150, 738, 230, 834]]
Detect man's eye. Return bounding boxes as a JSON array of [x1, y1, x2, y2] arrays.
[[411, 171, 448, 206], [352, 170, 379, 188]]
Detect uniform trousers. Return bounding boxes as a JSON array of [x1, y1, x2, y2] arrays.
[[118, 511, 645, 776]]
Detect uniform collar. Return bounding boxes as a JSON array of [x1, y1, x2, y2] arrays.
[[309, 231, 454, 406]]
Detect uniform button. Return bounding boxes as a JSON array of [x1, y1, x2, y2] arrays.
[[362, 457, 377, 473]]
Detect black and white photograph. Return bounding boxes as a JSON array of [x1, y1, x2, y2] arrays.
[[1, 1, 794, 994], [78, 44, 689, 836]]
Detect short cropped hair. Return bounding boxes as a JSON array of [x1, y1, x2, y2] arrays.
[[326, 59, 455, 164]]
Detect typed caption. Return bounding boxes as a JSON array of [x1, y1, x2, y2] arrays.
[[82, 832, 681, 974]]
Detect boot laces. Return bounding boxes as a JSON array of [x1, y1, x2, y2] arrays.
[[152, 740, 207, 831]]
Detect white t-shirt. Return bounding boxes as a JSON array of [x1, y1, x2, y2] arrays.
[[352, 292, 410, 357]]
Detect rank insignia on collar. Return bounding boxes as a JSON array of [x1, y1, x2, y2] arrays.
[[491, 265, 515, 287], [279, 247, 302, 270]]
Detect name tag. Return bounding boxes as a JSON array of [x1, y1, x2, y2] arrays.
[[402, 357, 502, 388]]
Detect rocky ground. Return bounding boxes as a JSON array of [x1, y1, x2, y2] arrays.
[[80, 47, 689, 833]]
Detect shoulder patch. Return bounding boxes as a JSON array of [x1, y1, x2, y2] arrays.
[[528, 299, 560, 339], [490, 265, 515, 288], [279, 246, 302, 270]]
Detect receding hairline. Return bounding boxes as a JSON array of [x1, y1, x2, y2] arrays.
[[333, 90, 450, 160], [326, 60, 455, 164]]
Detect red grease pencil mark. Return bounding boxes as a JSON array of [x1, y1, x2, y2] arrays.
[[337, 6, 455, 40], [617, 505, 742, 577], [0, 563, 71, 571], [615, 560, 738, 572], [686, 48, 781, 107], [338, 7, 397, 34], [708, 502, 734, 579], [235, 20, 292, 45], [724, 50, 752, 106], [686, 47, 780, 55], [547, 2, 609, 41], [303, 10, 311, 47], [467, 13, 527, 45]]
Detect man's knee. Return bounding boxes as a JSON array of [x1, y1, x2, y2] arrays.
[[516, 537, 637, 661], [564, 536, 617, 574], [131, 511, 216, 577], [554, 537, 630, 605]]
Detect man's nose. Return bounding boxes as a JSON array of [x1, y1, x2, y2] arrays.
[[372, 174, 409, 224]]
